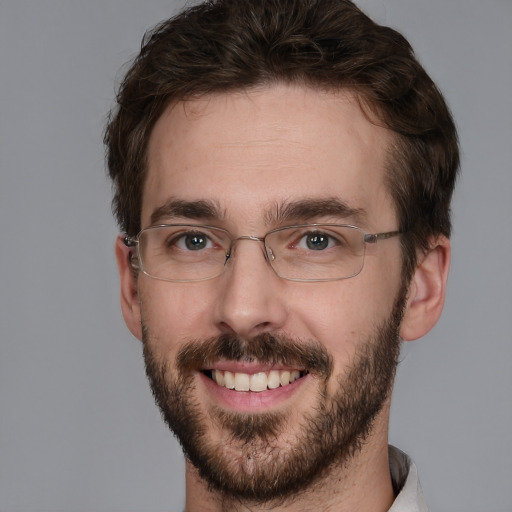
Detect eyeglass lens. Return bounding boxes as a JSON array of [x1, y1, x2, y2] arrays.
[[136, 224, 367, 282]]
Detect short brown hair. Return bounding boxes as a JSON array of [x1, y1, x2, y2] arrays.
[[105, 0, 459, 276]]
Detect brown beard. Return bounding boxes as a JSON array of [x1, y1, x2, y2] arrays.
[[142, 286, 406, 505]]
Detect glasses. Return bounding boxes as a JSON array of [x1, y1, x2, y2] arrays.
[[123, 223, 401, 283]]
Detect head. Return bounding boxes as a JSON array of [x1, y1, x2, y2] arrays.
[[105, 0, 459, 279], [105, 0, 458, 506]]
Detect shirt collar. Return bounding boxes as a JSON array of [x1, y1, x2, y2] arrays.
[[388, 446, 429, 512]]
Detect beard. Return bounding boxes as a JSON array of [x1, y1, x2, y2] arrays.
[[142, 286, 406, 505]]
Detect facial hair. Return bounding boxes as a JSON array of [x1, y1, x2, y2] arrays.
[[142, 286, 406, 505]]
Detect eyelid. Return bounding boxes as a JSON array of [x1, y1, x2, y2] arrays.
[[295, 229, 340, 249], [173, 226, 231, 250], [271, 226, 339, 249]]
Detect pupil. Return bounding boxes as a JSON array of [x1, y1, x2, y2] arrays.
[[185, 234, 206, 250], [306, 233, 328, 250]]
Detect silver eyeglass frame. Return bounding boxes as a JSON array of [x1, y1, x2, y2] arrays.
[[123, 223, 402, 283]]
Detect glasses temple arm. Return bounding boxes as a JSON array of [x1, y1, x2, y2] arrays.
[[364, 230, 402, 244], [123, 235, 138, 248]]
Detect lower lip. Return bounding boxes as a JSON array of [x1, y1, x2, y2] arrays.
[[199, 372, 311, 412]]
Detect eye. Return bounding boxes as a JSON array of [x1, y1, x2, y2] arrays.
[[297, 231, 337, 251], [173, 231, 213, 251]]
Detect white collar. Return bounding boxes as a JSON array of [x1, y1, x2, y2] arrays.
[[388, 446, 429, 512]]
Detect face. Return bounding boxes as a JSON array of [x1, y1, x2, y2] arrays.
[[128, 85, 407, 502]]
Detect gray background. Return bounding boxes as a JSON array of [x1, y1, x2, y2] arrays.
[[1, 1, 511, 511]]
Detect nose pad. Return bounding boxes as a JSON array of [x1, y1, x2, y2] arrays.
[[223, 236, 268, 267], [266, 246, 275, 261]]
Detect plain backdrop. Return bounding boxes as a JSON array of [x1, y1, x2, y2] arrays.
[[1, 1, 511, 511]]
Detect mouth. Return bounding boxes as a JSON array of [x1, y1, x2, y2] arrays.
[[202, 368, 310, 392]]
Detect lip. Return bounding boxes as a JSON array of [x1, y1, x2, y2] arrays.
[[199, 368, 311, 412]]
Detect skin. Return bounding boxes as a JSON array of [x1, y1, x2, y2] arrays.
[[116, 84, 450, 511]]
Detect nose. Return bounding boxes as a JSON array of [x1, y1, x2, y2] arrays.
[[213, 237, 288, 339]]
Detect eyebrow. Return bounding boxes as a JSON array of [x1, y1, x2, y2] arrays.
[[264, 198, 367, 226], [149, 197, 366, 227], [150, 198, 223, 225]]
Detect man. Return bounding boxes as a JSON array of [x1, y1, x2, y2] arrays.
[[105, 0, 458, 510]]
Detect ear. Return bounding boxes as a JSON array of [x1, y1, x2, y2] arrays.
[[400, 236, 451, 341], [115, 235, 143, 341]]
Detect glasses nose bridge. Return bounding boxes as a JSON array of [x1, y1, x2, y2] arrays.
[[226, 234, 272, 263]]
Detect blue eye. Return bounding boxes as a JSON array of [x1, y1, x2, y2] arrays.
[[174, 232, 213, 251], [305, 233, 330, 250], [297, 232, 337, 251]]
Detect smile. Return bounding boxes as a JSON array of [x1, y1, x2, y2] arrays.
[[204, 369, 308, 392]]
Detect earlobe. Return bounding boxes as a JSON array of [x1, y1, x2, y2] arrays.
[[400, 236, 451, 341], [115, 235, 143, 340]]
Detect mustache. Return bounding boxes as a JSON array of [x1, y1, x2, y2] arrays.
[[176, 332, 333, 379]]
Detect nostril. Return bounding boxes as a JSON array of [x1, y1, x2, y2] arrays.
[[254, 321, 272, 333], [218, 321, 237, 335]]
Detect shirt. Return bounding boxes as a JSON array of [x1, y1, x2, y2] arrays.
[[388, 446, 429, 512]]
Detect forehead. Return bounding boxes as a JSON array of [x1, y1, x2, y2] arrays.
[[143, 84, 396, 230]]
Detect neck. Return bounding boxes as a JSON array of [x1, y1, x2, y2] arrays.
[[184, 410, 395, 512]]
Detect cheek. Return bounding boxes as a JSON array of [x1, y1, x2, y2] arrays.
[[138, 280, 217, 353], [287, 283, 366, 357], [288, 275, 399, 371]]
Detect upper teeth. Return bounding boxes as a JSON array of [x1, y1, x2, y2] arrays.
[[212, 369, 301, 392]]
